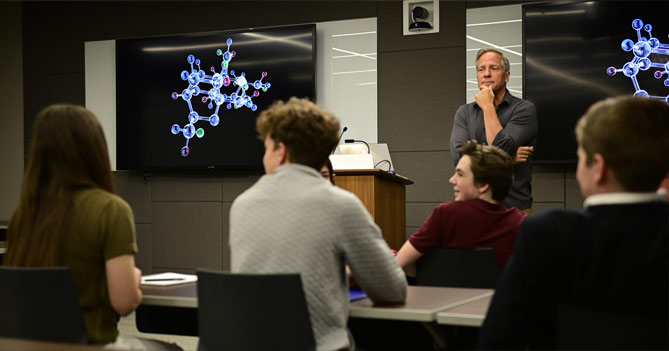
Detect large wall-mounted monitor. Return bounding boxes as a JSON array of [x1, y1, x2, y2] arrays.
[[523, 1, 668, 164], [115, 24, 315, 171]]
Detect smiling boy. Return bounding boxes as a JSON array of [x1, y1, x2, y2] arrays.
[[396, 140, 527, 276]]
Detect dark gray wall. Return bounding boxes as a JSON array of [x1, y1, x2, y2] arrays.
[[0, 2, 23, 222], [375, 1, 583, 240], [21, 1, 583, 274]]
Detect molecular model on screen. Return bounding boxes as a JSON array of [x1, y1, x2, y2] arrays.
[[170, 38, 271, 157], [606, 19, 669, 102]]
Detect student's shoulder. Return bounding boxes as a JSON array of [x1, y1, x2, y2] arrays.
[[230, 175, 269, 203], [76, 188, 126, 205], [526, 208, 584, 224], [101, 188, 132, 208], [435, 200, 462, 210], [439, 199, 499, 211], [520, 209, 586, 242], [75, 188, 132, 216], [433, 200, 471, 213], [505, 205, 527, 216], [428, 201, 476, 219], [326, 185, 365, 208]]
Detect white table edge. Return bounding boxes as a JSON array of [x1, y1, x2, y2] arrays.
[[436, 312, 485, 327], [349, 290, 493, 322], [141, 295, 198, 308]]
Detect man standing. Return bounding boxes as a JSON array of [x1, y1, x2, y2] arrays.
[[230, 97, 407, 351], [479, 96, 669, 349], [450, 48, 537, 212]]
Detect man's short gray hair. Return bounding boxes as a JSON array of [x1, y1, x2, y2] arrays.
[[476, 48, 510, 73]]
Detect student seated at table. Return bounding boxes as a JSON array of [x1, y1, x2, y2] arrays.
[[230, 97, 407, 351], [3, 104, 180, 350], [396, 141, 527, 277], [479, 96, 669, 349], [320, 158, 336, 185]]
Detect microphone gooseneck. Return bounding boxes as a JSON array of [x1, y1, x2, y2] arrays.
[[332, 126, 348, 154], [345, 139, 370, 154]]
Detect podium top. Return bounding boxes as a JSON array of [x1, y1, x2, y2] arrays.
[[334, 169, 414, 185]]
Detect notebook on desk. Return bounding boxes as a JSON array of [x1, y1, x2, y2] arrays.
[[349, 288, 367, 301], [141, 272, 197, 286]]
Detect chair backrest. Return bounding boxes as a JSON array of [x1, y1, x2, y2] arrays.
[[416, 248, 498, 288], [196, 270, 315, 351], [556, 303, 667, 350], [0, 266, 88, 343], [0, 226, 6, 264]]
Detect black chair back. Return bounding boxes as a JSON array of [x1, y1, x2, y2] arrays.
[[416, 248, 497, 288], [196, 270, 315, 351], [0, 226, 6, 264], [557, 303, 667, 350], [0, 266, 88, 343]]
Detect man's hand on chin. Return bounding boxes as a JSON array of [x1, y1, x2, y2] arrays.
[[476, 85, 495, 108]]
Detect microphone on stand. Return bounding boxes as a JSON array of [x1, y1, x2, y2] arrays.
[[332, 126, 348, 154]]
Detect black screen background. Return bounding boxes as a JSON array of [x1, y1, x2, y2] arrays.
[[116, 25, 315, 170], [524, 1, 669, 163]]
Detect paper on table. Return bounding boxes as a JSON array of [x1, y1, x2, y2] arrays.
[[141, 272, 197, 286]]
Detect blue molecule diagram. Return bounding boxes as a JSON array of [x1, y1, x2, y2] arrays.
[[607, 19, 669, 102], [171, 38, 271, 157]]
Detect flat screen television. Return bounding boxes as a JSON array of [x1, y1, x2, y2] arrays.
[[116, 24, 315, 171], [523, 1, 669, 164]]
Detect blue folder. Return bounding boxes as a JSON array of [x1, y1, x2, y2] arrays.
[[349, 288, 367, 301]]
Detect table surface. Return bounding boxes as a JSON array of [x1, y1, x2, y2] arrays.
[[436, 294, 492, 327], [141, 281, 198, 308], [350, 286, 492, 322], [140, 282, 492, 322], [0, 337, 104, 351]]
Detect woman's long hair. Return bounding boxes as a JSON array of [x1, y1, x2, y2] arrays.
[[3, 104, 115, 266]]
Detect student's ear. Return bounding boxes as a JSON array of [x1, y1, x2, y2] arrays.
[[478, 183, 491, 194], [592, 153, 607, 185], [277, 142, 290, 165]]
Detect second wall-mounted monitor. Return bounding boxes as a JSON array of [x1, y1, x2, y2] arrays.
[[524, 1, 668, 164], [115, 24, 315, 171]]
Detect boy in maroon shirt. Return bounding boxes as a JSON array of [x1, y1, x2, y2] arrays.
[[396, 141, 526, 276]]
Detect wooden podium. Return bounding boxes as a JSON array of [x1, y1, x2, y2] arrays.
[[334, 169, 413, 250]]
